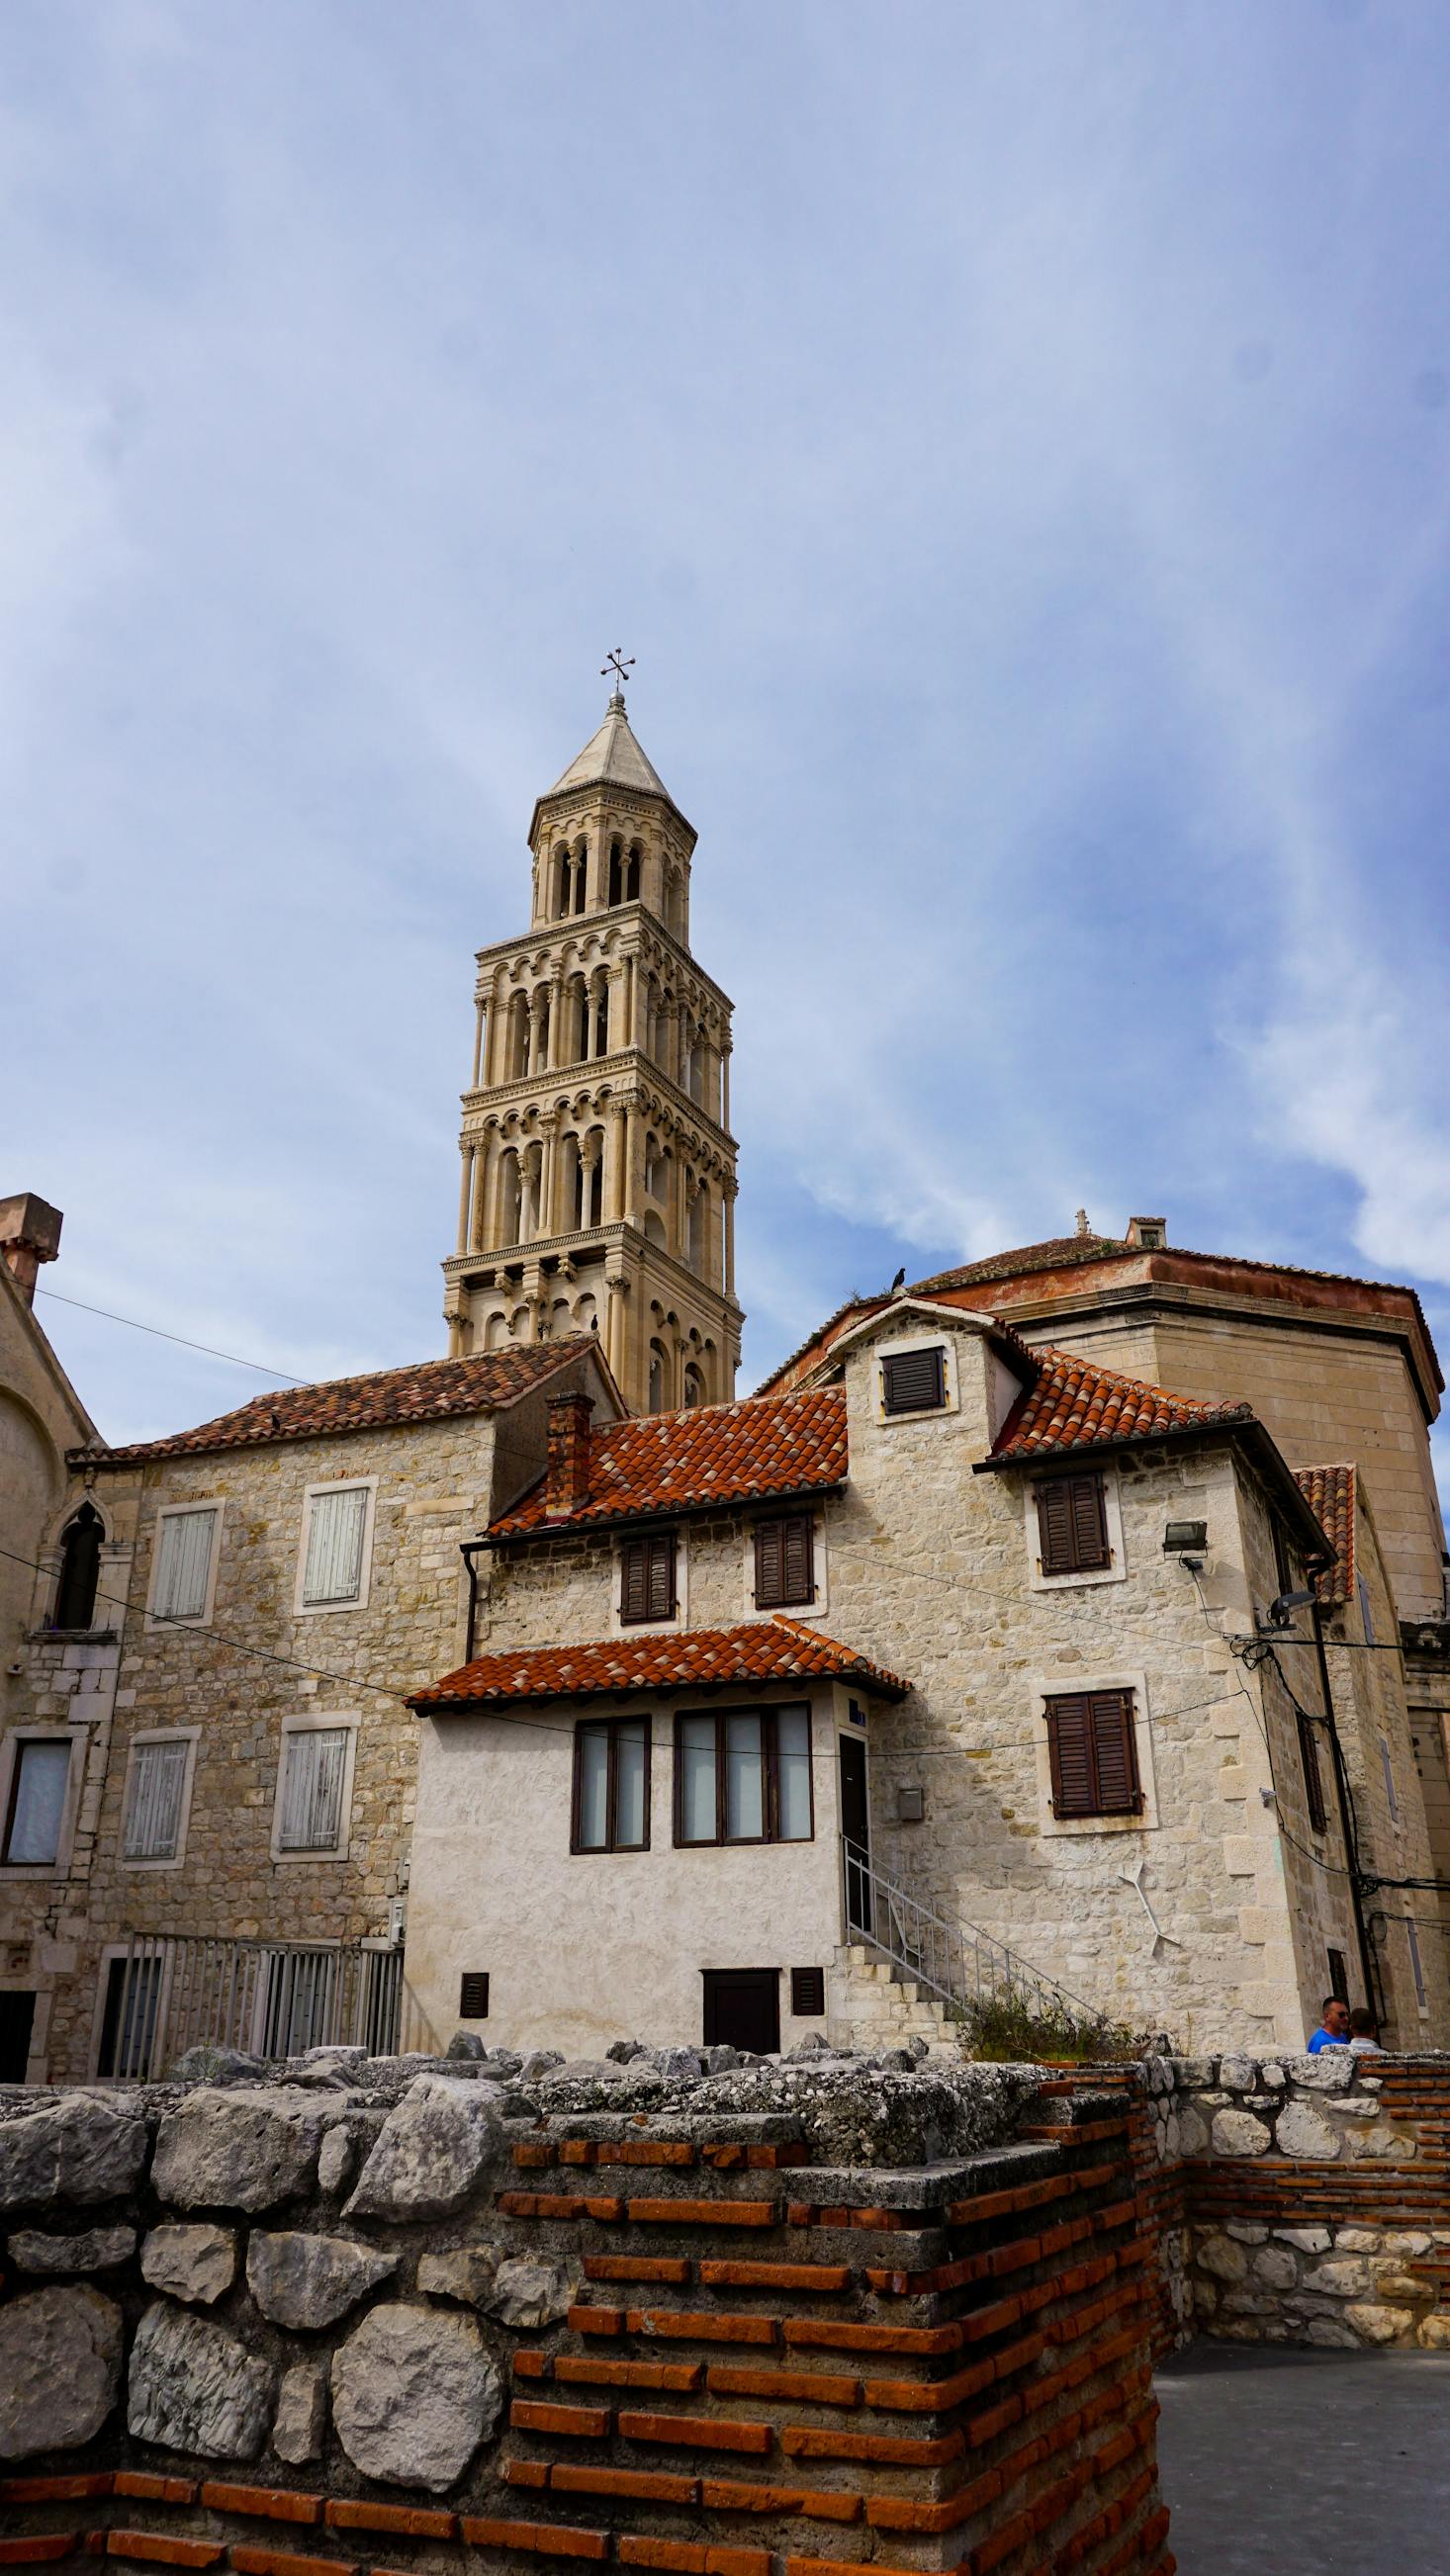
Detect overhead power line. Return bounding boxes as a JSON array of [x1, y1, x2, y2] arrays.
[[36, 1288, 311, 1385]]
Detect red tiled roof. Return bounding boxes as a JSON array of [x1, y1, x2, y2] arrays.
[[912, 1234, 1132, 1295], [409, 1616, 909, 1710], [75, 1342, 600, 1466], [988, 1346, 1253, 1462], [1296, 1465, 1357, 1605], [491, 1387, 848, 1537]]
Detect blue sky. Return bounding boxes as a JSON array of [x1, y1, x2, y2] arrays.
[[5, 0, 1450, 1464]]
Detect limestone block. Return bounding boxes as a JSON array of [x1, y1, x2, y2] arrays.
[[8, 2226, 136, 2274], [1223, 2223, 1268, 2244], [1344, 2303, 1408, 2346], [1385, 2234, 1433, 2257], [1219, 2056, 1258, 2091], [1371, 2269, 1429, 2302], [1416, 2316, 1450, 2349], [152, 2089, 331, 2212], [128, 2301, 274, 2459], [1159, 2113, 1182, 2160], [345, 2076, 505, 2223], [1221, 2290, 1279, 2315], [246, 2233, 400, 2331], [1210, 2108, 1271, 2158], [317, 2127, 356, 2194], [0, 2286, 122, 2460], [1197, 2234, 1248, 2282], [1305, 2317, 1360, 2349], [141, 2225, 236, 2306], [1252, 2247, 1299, 2290], [331, 2305, 501, 2490], [1306, 2259, 1372, 2298], [1274, 2101, 1340, 2161], [0, 2095, 149, 2210], [1274, 2227, 1330, 2252], [1176, 2103, 1210, 2157], [484, 2256, 579, 2328], [1346, 2124, 1415, 2163], [271, 2359, 327, 2465], [1260, 2065, 1286, 2090], [1284, 2053, 1354, 2093], [417, 2246, 502, 2306]]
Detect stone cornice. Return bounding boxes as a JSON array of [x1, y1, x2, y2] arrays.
[[461, 1047, 737, 1155], [472, 906, 734, 1014]]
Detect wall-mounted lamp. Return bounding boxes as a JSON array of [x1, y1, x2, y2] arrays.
[[1265, 1587, 1317, 1632], [1163, 1521, 1208, 1568]]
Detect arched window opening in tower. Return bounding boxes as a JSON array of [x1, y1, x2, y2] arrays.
[[625, 843, 641, 901], [583, 1132, 605, 1228], [649, 1340, 669, 1414], [573, 842, 588, 916], [52, 1503, 104, 1633], [553, 845, 571, 920], [498, 1152, 522, 1249], [682, 1363, 705, 1409], [607, 839, 623, 906], [592, 980, 610, 1057], [688, 1180, 708, 1275]]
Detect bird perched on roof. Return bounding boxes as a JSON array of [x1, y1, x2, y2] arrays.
[[889, 1266, 907, 1292]]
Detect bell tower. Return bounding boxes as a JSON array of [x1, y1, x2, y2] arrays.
[[443, 683, 742, 1414]]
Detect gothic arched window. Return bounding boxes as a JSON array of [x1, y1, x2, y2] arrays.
[[625, 844, 641, 902], [52, 1503, 103, 1633], [607, 840, 623, 907], [682, 1364, 705, 1409], [648, 1342, 668, 1414]]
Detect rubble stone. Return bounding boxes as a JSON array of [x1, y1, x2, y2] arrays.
[[271, 2358, 327, 2465], [246, 2232, 400, 2331], [1274, 2101, 1340, 2161], [416, 2246, 502, 2306], [140, 2225, 236, 2306], [151, 2088, 331, 2211], [1210, 2108, 1270, 2157], [8, 2226, 136, 2274], [0, 2285, 122, 2460], [0, 2094, 149, 2210], [331, 2304, 501, 2490], [127, 2301, 274, 2459], [484, 2256, 578, 2328], [344, 2075, 506, 2222]]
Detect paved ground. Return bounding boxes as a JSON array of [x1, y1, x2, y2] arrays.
[[1155, 2344, 1450, 2574]]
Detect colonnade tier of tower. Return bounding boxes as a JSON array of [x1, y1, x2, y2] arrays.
[[441, 693, 743, 1418]]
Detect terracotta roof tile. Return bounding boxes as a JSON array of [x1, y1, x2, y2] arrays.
[[988, 1345, 1253, 1462], [491, 1387, 848, 1537], [1295, 1465, 1357, 1604], [75, 1342, 598, 1466], [409, 1616, 908, 1711]]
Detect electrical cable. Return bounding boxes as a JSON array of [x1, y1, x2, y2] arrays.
[[36, 1288, 311, 1385]]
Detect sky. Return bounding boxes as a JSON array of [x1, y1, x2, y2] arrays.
[[4, 0, 1450, 1470]]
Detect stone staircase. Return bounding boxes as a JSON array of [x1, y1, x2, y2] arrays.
[[827, 1941, 961, 2062]]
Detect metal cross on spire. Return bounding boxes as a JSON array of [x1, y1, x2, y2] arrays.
[[601, 646, 635, 701]]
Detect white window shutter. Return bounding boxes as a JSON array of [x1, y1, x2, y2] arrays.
[[153, 1510, 217, 1621], [303, 1489, 369, 1606], [280, 1729, 349, 1851], [124, 1739, 189, 1860]]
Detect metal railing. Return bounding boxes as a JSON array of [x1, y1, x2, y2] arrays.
[[841, 1838, 1104, 2033], [94, 1935, 414, 2081]]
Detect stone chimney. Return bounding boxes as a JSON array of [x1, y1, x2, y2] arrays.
[[0, 1194, 62, 1306], [545, 1389, 594, 1517], [1125, 1215, 1167, 1251]]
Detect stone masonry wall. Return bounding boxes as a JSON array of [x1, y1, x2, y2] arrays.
[[0, 2050, 1172, 2576]]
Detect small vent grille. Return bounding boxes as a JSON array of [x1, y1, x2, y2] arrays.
[[790, 1965, 826, 2017], [881, 1347, 946, 1415], [458, 1972, 491, 2019]]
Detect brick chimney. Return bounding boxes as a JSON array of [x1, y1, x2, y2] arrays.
[[0, 1193, 62, 1307], [545, 1389, 594, 1517]]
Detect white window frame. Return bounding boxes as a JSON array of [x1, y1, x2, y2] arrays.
[[610, 1531, 688, 1640], [118, 1727, 201, 1872], [1029, 1666, 1159, 1837], [1024, 1465, 1128, 1592], [0, 1728, 86, 1879], [872, 1334, 960, 1426], [293, 1476, 379, 1618], [271, 1712, 361, 1863], [145, 1499, 224, 1631]]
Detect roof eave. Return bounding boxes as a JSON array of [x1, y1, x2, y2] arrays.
[[486, 1475, 851, 1548], [976, 1416, 1333, 1564], [408, 1654, 908, 1716]]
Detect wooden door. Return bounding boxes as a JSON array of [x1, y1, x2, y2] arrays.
[[702, 1967, 780, 2055]]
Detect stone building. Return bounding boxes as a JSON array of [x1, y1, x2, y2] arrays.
[[442, 688, 743, 1416], [0, 1337, 620, 2084], [0, 1194, 104, 2081], [404, 1297, 1445, 2059]]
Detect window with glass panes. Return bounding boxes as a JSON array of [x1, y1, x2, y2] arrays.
[[572, 1718, 650, 1852], [674, 1705, 813, 1845], [1, 1739, 71, 1867]]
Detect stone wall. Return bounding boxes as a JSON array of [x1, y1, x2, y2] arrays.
[[1134, 2048, 1450, 2354], [0, 2048, 1171, 2576]]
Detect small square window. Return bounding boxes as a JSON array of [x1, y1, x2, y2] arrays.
[[459, 1972, 491, 2019], [880, 1348, 946, 1416]]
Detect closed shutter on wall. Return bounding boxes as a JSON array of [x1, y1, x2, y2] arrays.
[[1045, 1690, 1142, 1818], [279, 1728, 349, 1852], [152, 1509, 218, 1622], [881, 1347, 946, 1415], [303, 1487, 369, 1606], [1298, 1712, 1327, 1834], [1035, 1473, 1111, 1576], [124, 1739, 189, 1861], [621, 1531, 677, 1624], [754, 1513, 815, 1608]]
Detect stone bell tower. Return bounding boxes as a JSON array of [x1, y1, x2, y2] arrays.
[[442, 683, 743, 1414]]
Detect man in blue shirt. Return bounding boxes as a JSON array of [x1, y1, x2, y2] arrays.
[[1307, 1998, 1350, 2051]]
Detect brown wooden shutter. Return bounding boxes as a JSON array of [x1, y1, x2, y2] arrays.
[[645, 1531, 676, 1621], [790, 1965, 826, 2016], [755, 1518, 784, 1607], [458, 1972, 490, 2018], [1088, 1690, 1141, 1814], [1045, 1690, 1141, 1817], [1046, 1694, 1097, 1817], [881, 1347, 945, 1414], [782, 1513, 814, 1605], [1036, 1473, 1110, 1575], [620, 1539, 650, 1624], [1298, 1712, 1327, 1833]]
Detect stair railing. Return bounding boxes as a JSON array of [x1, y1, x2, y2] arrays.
[[841, 1837, 1104, 2031]]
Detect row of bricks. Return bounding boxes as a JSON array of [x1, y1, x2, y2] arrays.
[[957, 2410, 1158, 2576], [865, 2368, 1158, 2536], [507, 2399, 962, 2467], [864, 2200, 1138, 2297], [500, 2180, 1134, 2239], [511, 2144, 808, 2173]]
